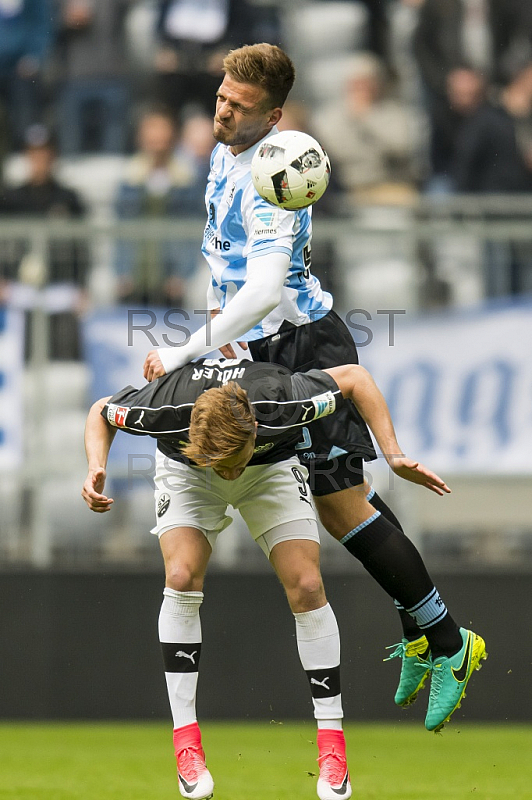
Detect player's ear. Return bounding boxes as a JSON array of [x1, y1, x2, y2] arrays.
[[268, 107, 283, 127]]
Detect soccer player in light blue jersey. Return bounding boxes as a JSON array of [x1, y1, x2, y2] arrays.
[[142, 43, 486, 770]]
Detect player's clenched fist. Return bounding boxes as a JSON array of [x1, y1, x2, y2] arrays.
[[144, 349, 166, 382], [82, 467, 114, 513]]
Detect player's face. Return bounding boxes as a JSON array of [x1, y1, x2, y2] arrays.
[[212, 436, 256, 481], [214, 74, 280, 155]]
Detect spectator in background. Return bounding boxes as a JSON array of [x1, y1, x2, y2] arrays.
[[176, 111, 215, 192], [0, 0, 53, 150], [429, 67, 487, 192], [413, 0, 531, 187], [55, 0, 134, 155], [114, 106, 201, 307], [153, 0, 280, 119], [0, 124, 89, 360], [311, 52, 419, 206], [451, 62, 532, 296], [327, 0, 392, 67], [452, 63, 532, 193]]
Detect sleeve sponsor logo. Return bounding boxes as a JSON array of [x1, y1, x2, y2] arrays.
[[312, 391, 336, 420], [254, 208, 279, 236], [107, 403, 129, 427]]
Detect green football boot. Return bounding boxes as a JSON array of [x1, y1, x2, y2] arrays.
[[385, 635, 431, 707], [425, 627, 487, 732]]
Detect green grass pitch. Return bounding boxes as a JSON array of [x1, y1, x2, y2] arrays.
[[1, 721, 531, 799]]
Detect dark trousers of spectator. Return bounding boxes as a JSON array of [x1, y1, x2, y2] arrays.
[[58, 78, 130, 155], [24, 309, 82, 361], [155, 71, 219, 118], [484, 240, 532, 298], [0, 72, 45, 149]]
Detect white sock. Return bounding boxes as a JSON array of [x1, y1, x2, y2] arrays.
[[294, 603, 343, 724], [317, 719, 343, 730], [159, 588, 203, 729]]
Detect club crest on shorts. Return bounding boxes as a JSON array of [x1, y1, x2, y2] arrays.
[[157, 493, 170, 517]]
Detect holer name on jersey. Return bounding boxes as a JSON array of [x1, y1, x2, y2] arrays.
[[192, 365, 247, 383]]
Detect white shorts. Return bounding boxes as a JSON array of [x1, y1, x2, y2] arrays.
[[151, 451, 319, 556]]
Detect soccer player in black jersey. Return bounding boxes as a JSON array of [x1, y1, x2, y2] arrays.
[[83, 359, 484, 799]]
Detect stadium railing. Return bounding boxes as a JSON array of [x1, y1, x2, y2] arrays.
[[1, 195, 531, 570]]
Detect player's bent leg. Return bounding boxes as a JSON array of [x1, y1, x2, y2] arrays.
[[314, 485, 468, 719], [158, 527, 214, 798]]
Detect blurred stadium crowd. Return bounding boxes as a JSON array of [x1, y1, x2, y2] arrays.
[[1, 0, 532, 569], [1, 0, 532, 328]]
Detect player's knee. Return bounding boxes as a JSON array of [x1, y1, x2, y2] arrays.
[[286, 571, 325, 612], [164, 561, 204, 592]]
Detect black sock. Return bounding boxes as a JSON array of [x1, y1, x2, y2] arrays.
[[366, 490, 422, 639], [367, 489, 404, 533], [341, 512, 462, 658], [396, 604, 425, 640]]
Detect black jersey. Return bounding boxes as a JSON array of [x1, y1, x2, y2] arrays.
[[101, 358, 345, 466]]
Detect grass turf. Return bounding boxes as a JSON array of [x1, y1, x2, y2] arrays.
[[0, 721, 531, 799]]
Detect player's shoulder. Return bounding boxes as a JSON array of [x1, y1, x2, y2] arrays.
[[289, 368, 344, 408], [242, 182, 310, 229]]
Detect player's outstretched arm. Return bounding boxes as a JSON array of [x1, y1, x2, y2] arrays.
[[143, 251, 290, 380], [324, 364, 450, 496], [82, 396, 116, 512]]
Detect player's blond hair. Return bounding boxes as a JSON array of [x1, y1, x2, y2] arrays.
[[182, 382, 256, 467], [223, 43, 295, 109]]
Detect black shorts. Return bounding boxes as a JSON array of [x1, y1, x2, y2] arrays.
[[249, 309, 377, 496]]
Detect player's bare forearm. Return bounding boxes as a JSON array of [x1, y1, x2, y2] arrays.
[[84, 397, 115, 470], [149, 253, 288, 379], [325, 365, 403, 460], [325, 364, 451, 495], [82, 397, 116, 512]]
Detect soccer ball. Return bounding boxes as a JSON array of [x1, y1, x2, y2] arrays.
[[251, 130, 331, 210]]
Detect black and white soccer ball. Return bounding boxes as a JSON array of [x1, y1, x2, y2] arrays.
[[251, 130, 331, 210]]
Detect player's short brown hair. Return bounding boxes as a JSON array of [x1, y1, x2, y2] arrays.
[[223, 43, 295, 109], [182, 382, 256, 467]]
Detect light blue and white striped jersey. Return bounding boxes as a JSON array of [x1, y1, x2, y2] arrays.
[[201, 128, 333, 341]]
